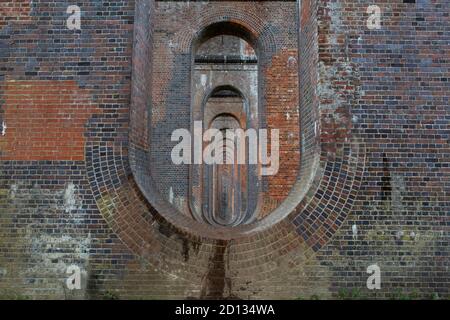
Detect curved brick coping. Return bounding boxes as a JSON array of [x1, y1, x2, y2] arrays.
[[86, 139, 365, 281], [84, 0, 366, 279], [127, 0, 311, 239], [173, 8, 278, 59], [125, 0, 365, 239]]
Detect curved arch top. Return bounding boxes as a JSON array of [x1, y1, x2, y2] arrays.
[[128, 0, 319, 238], [86, 1, 368, 286], [173, 10, 278, 61]]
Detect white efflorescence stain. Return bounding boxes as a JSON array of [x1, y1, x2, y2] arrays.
[[396, 230, 404, 240], [66, 5, 81, 30], [201, 74, 207, 87], [1, 121, 6, 136], [169, 186, 174, 204], [64, 182, 81, 213], [352, 224, 358, 239]]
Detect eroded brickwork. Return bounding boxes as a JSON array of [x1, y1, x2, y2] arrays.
[[0, 0, 448, 300]]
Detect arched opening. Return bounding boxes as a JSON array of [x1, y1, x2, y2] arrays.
[[189, 26, 261, 227], [206, 113, 245, 226], [128, 1, 319, 241], [191, 21, 260, 57]]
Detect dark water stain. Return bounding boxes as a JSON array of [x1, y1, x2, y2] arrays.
[[181, 238, 190, 262], [157, 221, 200, 263], [158, 222, 174, 238], [199, 239, 240, 300]]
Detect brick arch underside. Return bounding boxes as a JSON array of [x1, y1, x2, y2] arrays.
[[85, 0, 366, 290]]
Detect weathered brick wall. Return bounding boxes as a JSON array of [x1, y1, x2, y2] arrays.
[[0, 1, 31, 30], [0, 0, 448, 300], [148, 1, 300, 216], [1, 80, 98, 160]]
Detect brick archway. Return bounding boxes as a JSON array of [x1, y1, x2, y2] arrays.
[[85, 0, 366, 292]]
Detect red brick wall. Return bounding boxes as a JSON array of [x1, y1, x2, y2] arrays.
[[0, 0, 448, 300], [265, 49, 300, 203], [145, 1, 300, 219], [0, 80, 98, 160], [0, 0, 30, 29]]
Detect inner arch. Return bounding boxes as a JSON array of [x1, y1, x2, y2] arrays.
[[189, 30, 261, 227]]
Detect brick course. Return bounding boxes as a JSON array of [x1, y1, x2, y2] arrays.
[[0, 80, 98, 161], [0, 0, 448, 300]]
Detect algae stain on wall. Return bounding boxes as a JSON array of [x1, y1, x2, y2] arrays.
[[0, 181, 91, 299]]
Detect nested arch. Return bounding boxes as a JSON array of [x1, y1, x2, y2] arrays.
[[128, 7, 310, 237], [85, 1, 368, 289], [204, 86, 247, 129], [206, 114, 244, 226], [175, 13, 278, 59], [189, 30, 262, 227], [124, 0, 363, 251], [191, 21, 260, 57]]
